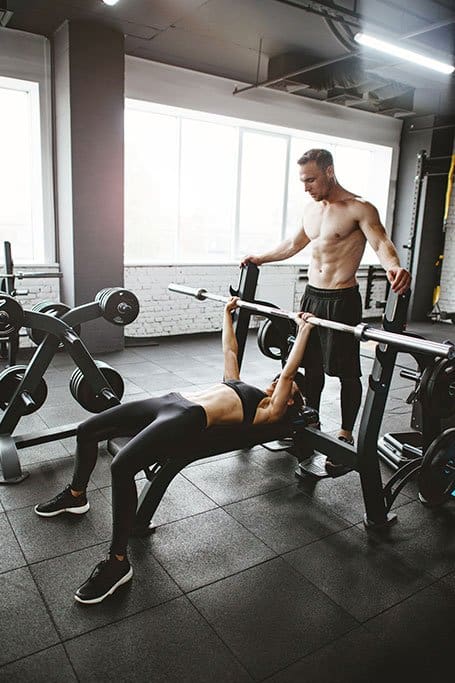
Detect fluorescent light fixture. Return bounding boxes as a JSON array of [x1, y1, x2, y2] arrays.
[[103, 0, 120, 6], [354, 32, 454, 75]]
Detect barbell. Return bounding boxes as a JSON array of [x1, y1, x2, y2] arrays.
[[168, 283, 455, 360]]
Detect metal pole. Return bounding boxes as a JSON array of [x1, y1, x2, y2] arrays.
[[168, 283, 455, 359]]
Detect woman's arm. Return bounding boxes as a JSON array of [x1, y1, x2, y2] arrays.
[[269, 313, 313, 417], [222, 297, 241, 380]]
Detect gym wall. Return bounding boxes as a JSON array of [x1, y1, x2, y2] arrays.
[[439, 143, 455, 314]]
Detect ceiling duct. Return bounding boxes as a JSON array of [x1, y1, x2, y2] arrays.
[[0, 9, 13, 26], [266, 51, 416, 117]]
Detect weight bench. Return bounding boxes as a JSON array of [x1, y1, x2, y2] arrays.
[[107, 411, 317, 536]]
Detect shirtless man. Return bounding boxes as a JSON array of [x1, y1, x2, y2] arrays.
[[242, 148, 411, 448]]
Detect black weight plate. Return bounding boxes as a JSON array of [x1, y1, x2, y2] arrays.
[[27, 301, 81, 347], [99, 289, 140, 326], [418, 428, 455, 506], [0, 294, 24, 339], [69, 361, 124, 413], [0, 365, 47, 415], [257, 319, 289, 361], [421, 358, 455, 418]]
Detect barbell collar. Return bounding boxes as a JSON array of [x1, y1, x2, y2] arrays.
[[169, 282, 455, 359]]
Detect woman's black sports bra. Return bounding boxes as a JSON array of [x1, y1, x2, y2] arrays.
[[222, 379, 267, 423]]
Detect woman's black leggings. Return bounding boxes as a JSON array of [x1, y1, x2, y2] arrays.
[[71, 393, 207, 556]]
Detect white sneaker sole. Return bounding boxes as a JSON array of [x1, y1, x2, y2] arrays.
[[34, 501, 90, 517], [74, 567, 133, 605]]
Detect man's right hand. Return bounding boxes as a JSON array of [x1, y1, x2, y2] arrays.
[[240, 255, 263, 267]]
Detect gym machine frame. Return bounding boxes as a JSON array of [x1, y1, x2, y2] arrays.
[[169, 268, 454, 528], [0, 293, 137, 484], [0, 241, 63, 366]]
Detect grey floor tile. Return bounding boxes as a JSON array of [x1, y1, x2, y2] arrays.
[[128, 371, 194, 392], [8, 491, 112, 563], [182, 452, 293, 506], [225, 485, 350, 553], [189, 557, 357, 680], [145, 507, 275, 592], [9, 441, 73, 470], [118, 360, 170, 378], [284, 525, 434, 621], [0, 645, 77, 683], [0, 567, 59, 666], [0, 512, 26, 574], [65, 596, 252, 682], [31, 542, 181, 640]]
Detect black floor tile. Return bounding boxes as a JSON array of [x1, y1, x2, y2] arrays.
[[189, 557, 357, 680], [362, 581, 455, 681], [357, 499, 455, 578], [0, 567, 60, 666], [100, 472, 217, 527], [0, 645, 77, 682], [30, 541, 181, 640], [0, 457, 93, 512], [0, 512, 26, 574], [284, 525, 434, 621], [265, 625, 400, 683], [144, 507, 276, 592], [8, 490, 112, 563], [182, 452, 292, 506], [65, 596, 252, 682], [225, 485, 350, 553]]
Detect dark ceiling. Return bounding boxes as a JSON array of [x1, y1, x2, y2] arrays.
[[1, 0, 454, 119]]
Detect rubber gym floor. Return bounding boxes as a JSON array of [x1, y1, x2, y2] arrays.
[[1, 324, 455, 682]]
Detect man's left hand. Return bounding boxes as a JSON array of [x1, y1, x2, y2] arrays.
[[387, 267, 411, 295]]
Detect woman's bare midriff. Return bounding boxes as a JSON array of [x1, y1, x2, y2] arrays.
[[180, 384, 244, 427]]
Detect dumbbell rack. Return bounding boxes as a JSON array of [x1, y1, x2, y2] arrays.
[[0, 293, 137, 484]]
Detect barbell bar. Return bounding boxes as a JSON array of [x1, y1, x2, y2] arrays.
[[0, 271, 63, 280], [168, 283, 455, 360]]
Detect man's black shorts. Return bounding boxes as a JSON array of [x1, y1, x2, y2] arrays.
[[299, 284, 362, 378]]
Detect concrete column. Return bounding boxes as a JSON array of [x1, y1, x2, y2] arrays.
[[53, 20, 125, 352]]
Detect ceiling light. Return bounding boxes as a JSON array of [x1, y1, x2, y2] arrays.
[[354, 32, 454, 75], [103, 0, 120, 6]]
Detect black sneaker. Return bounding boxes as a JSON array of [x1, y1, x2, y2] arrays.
[[34, 485, 90, 517], [74, 556, 133, 605]]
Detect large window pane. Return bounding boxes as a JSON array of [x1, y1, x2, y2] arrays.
[[0, 79, 44, 263], [179, 119, 238, 261], [125, 108, 179, 262], [238, 131, 288, 256]]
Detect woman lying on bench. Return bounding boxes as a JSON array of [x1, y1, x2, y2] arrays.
[[35, 298, 313, 604]]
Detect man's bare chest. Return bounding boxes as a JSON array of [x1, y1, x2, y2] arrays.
[[305, 208, 360, 242]]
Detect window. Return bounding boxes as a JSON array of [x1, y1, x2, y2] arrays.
[[124, 99, 393, 265], [0, 77, 45, 263]]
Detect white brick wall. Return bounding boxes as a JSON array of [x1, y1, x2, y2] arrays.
[[124, 264, 387, 338]]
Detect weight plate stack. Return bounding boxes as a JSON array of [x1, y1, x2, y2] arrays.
[[0, 365, 47, 415], [418, 428, 455, 506], [95, 288, 140, 326], [0, 294, 24, 339], [69, 360, 125, 413], [26, 301, 81, 347]]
